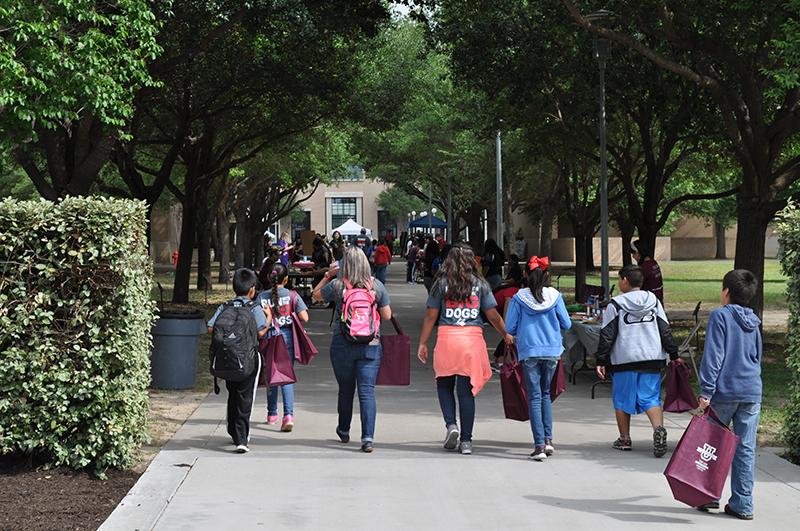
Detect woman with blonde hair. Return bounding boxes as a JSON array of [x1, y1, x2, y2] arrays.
[[313, 247, 392, 452], [277, 231, 294, 265], [418, 243, 514, 455]]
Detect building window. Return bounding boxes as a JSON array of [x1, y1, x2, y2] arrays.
[[331, 197, 357, 228], [334, 165, 364, 181]]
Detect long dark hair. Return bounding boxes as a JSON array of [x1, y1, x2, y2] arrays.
[[432, 242, 488, 303], [268, 263, 289, 309], [525, 264, 550, 303]]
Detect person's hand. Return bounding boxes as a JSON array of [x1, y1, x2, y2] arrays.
[[698, 396, 710, 410], [328, 261, 339, 278], [417, 344, 428, 364], [504, 333, 515, 345], [596, 366, 606, 380]]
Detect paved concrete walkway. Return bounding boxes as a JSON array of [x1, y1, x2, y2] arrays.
[[101, 263, 800, 530]]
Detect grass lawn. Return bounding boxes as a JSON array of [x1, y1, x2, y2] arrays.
[[151, 261, 795, 449]]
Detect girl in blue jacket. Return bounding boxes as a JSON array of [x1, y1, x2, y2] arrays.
[[505, 256, 571, 461]]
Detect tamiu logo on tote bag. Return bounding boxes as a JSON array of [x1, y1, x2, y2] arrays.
[[695, 442, 718, 472]]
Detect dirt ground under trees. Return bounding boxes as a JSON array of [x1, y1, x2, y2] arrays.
[[0, 390, 208, 531]]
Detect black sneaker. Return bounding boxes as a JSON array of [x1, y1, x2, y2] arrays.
[[724, 504, 753, 520], [544, 439, 554, 455], [529, 447, 547, 461], [612, 437, 632, 451], [696, 501, 720, 512], [653, 426, 667, 458]]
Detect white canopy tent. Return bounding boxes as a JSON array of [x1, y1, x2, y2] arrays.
[[332, 218, 371, 236]]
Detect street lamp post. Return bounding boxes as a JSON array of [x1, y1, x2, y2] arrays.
[[496, 128, 504, 250], [586, 10, 614, 298]]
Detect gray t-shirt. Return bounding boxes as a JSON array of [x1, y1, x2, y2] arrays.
[[255, 287, 308, 329], [426, 277, 497, 327], [320, 278, 390, 338]]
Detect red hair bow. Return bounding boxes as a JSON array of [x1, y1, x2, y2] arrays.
[[528, 256, 549, 271]]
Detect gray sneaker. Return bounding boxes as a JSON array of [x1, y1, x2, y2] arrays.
[[458, 441, 472, 455], [653, 426, 668, 458], [443, 424, 459, 450]]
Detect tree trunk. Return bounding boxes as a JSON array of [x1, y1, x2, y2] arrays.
[[540, 210, 554, 259], [715, 221, 727, 259], [216, 210, 231, 283], [574, 233, 588, 301], [733, 204, 773, 317], [172, 187, 196, 303], [585, 236, 595, 271], [195, 186, 213, 291], [196, 224, 213, 291]]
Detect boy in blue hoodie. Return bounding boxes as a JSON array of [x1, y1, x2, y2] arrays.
[[696, 269, 761, 520], [595, 265, 679, 457], [505, 256, 571, 461]]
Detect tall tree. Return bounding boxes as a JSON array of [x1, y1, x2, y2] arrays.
[[111, 1, 390, 302], [564, 0, 800, 315], [3, 0, 162, 198]]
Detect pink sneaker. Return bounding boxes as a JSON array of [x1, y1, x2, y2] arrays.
[[266, 414, 279, 425], [281, 414, 294, 432]]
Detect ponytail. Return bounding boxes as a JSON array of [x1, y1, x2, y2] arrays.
[[269, 263, 289, 310]]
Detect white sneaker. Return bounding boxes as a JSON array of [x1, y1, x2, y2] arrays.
[[235, 444, 250, 453]]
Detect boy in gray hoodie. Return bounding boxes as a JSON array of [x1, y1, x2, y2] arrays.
[[696, 269, 761, 520], [595, 265, 678, 457]]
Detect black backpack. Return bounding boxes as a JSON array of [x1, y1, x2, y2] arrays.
[[209, 300, 259, 391]]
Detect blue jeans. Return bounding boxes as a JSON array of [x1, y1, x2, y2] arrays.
[[436, 375, 475, 442], [522, 357, 559, 447], [267, 329, 294, 417], [712, 401, 761, 515], [329, 334, 382, 442], [374, 263, 387, 284]]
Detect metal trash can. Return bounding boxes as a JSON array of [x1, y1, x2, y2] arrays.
[[150, 310, 207, 389]]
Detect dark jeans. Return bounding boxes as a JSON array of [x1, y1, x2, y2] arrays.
[[329, 334, 382, 442], [436, 375, 475, 442], [374, 263, 387, 284]]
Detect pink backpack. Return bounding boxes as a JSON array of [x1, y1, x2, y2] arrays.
[[340, 279, 379, 343]]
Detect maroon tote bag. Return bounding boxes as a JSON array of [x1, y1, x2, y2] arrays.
[[664, 407, 739, 507], [663, 359, 699, 413], [289, 291, 317, 365], [258, 324, 297, 387], [551, 358, 566, 402], [376, 316, 411, 385], [500, 345, 529, 421]]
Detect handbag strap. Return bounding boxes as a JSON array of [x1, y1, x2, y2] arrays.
[[703, 406, 730, 431], [389, 316, 403, 335], [502, 342, 518, 364]]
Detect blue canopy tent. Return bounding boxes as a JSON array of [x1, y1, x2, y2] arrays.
[[406, 214, 447, 229]]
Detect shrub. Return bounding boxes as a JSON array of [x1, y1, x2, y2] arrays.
[[775, 202, 800, 464], [0, 197, 155, 477]]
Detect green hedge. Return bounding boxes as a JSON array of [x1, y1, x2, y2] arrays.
[[776, 203, 800, 464], [0, 197, 155, 477]]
